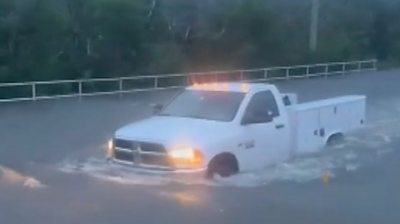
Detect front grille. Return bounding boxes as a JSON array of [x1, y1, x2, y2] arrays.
[[141, 154, 170, 167], [114, 139, 166, 153], [113, 138, 169, 167], [114, 150, 134, 162], [115, 139, 132, 149], [140, 142, 165, 153]]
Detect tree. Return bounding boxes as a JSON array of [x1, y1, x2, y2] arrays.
[[1, 0, 400, 84]]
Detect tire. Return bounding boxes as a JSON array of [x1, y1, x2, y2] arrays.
[[327, 133, 344, 147], [206, 153, 239, 179]]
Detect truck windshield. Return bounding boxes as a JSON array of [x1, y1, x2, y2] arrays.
[[159, 90, 245, 121]]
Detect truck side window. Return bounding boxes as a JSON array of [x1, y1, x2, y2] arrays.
[[243, 91, 280, 123]]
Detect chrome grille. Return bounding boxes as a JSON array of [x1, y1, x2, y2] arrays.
[[114, 150, 134, 162], [140, 142, 165, 153], [114, 139, 166, 153], [114, 139, 132, 149], [113, 138, 170, 168]]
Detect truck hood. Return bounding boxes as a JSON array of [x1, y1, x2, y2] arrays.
[[115, 116, 236, 147]]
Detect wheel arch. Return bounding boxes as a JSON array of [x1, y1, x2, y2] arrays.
[[207, 152, 240, 173], [326, 132, 344, 146]]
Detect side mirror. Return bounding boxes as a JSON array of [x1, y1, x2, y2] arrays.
[[152, 103, 163, 114], [283, 96, 291, 106]]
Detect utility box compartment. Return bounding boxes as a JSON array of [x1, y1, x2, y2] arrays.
[[288, 96, 366, 154]]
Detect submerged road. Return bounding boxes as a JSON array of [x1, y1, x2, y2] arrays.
[[1, 69, 400, 224]]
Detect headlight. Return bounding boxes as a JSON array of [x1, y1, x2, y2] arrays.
[[106, 139, 114, 158], [167, 148, 204, 169]]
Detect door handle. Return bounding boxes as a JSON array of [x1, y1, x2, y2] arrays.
[[275, 124, 285, 129], [319, 128, 325, 137]]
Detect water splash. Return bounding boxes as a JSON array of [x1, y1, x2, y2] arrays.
[[59, 130, 396, 188], [59, 104, 400, 187], [0, 166, 46, 189]]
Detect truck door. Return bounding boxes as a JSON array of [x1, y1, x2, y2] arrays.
[[237, 91, 289, 171]]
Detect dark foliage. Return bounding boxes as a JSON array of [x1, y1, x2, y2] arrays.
[[0, 0, 399, 82]]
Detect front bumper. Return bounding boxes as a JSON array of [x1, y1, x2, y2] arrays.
[[111, 158, 207, 177]]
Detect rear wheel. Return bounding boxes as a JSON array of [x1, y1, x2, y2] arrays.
[[327, 133, 344, 147], [206, 153, 239, 179]]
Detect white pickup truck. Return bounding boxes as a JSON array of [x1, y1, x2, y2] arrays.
[[106, 83, 366, 178]]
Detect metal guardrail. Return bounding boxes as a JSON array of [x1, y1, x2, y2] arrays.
[[0, 59, 377, 103]]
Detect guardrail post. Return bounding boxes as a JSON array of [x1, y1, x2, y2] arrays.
[[154, 77, 158, 88], [286, 68, 290, 80], [264, 69, 268, 80], [324, 64, 329, 78], [78, 81, 82, 97], [357, 62, 362, 72], [240, 71, 244, 81], [118, 78, 123, 98], [306, 66, 310, 78], [373, 60, 378, 71], [119, 78, 123, 92], [32, 83, 36, 101], [342, 63, 346, 75]]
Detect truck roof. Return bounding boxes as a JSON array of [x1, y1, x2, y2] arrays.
[[186, 82, 274, 93]]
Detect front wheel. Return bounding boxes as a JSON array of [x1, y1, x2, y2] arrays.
[[206, 153, 239, 179]]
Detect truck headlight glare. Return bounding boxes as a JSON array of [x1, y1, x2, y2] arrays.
[[167, 148, 204, 169], [168, 148, 195, 159], [106, 139, 114, 158]]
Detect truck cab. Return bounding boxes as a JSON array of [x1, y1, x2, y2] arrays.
[[225, 84, 291, 171], [107, 82, 366, 178]]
